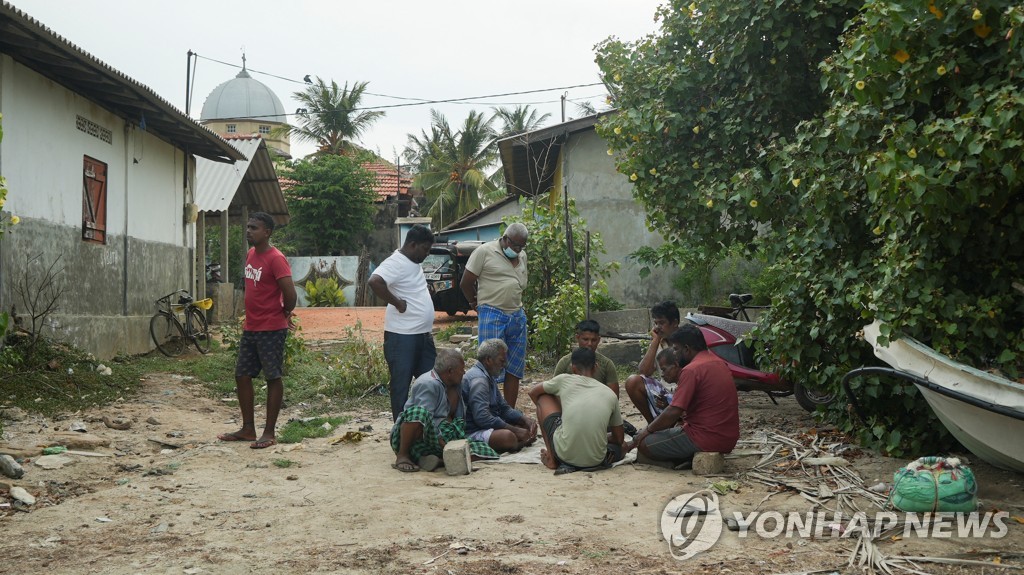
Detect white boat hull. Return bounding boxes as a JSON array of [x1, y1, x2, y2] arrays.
[[863, 321, 1024, 473]]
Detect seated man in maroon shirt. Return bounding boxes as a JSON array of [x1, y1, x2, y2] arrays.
[[624, 324, 739, 466]]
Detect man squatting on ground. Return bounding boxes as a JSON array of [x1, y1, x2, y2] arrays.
[[624, 301, 681, 424], [218, 212, 297, 450], [625, 325, 740, 466], [390, 348, 499, 472], [461, 222, 529, 408], [462, 338, 538, 453], [529, 348, 626, 475], [368, 224, 437, 421]]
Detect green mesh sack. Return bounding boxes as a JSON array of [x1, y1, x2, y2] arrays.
[[890, 456, 977, 513]]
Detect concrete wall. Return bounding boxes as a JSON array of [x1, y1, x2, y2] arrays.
[[0, 219, 190, 358], [564, 129, 680, 308], [0, 55, 196, 358]]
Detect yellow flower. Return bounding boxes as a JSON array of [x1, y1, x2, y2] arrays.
[[873, 226, 883, 235], [10, 215, 20, 225], [972, 8, 983, 20], [791, 178, 801, 188], [749, 199, 758, 208], [689, 2, 697, 11], [974, 23, 992, 38], [908, 148, 918, 159], [693, 126, 700, 134], [649, 168, 658, 176], [893, 50, 910, 64], [936, 148, 946, 158], [937, 65, 947, 75], [613, 126, 622, 135], [706, 199, 714, 208], [630, 173, 638, 181], [709, 55, 716, 65], [692, 161, 700, 169], [613, 73, 621, 82], [607, 149, 614, 156], [770, 57, 777, 65], [855, 80, 866, 90]]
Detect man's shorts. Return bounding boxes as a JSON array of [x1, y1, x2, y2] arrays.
[[468, 428, 494, 443], [235, 329, 288, 380], [541, 413, 566, 464], [644, 426, 700, 464], [543, 413, 622, 472]]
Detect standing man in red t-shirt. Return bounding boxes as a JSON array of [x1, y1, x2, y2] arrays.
[[624, 325, 739, 466], [217, 212, 297, 449]]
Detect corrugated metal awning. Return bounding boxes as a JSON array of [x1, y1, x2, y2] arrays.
[[195, 136, 289, 225]]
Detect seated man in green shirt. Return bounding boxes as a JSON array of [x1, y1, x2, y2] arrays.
[[553, 320, 619, 396], [530, 348, 625, 475]]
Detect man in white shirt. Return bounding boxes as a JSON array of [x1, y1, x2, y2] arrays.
[[368, 224, 437, 421]]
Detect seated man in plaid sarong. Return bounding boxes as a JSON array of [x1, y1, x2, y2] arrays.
[[390, 348, 499, 472]]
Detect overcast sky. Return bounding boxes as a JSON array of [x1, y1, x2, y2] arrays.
[[12, 0, 664, 160]]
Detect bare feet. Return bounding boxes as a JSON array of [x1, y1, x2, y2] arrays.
[[540, 448, 558, 470]]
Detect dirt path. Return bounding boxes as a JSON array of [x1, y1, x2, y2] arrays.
[[1, 309, 1022, 574]]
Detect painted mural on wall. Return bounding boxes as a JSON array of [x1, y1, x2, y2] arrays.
[[289, 257, 359, 307]]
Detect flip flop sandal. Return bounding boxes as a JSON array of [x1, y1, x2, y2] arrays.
[[392, 461, 420, 473]]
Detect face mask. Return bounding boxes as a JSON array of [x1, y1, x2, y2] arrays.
[[503, 246, 518, 259]]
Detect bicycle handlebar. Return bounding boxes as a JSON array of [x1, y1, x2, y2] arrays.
[[156, 289, 191, 304]]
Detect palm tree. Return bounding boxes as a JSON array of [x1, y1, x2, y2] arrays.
[[278, 78, 384, 156], [492, 105, 551, 138], [409, 109, 498, 227]]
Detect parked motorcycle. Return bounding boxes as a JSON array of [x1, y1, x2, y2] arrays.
[[206, 262, 223, 284], [687, 293, 835, 412]]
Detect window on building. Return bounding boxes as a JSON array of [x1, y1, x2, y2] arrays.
[[226, 124, 237, 133], [82, 156, 108, 244], [258, 125, 271, 134]]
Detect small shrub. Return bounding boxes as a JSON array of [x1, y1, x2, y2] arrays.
[[530, 281, 586, 361], [304, 278, 346, 307], [272, 458, 295, 468], [278, 416, 350, 444]]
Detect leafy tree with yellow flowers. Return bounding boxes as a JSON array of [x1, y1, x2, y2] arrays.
[[598, 1, 1024, 455]]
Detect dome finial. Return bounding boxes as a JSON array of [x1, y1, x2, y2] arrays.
[[241, 51, 246, 71]]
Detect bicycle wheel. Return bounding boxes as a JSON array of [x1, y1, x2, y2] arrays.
[[150, 313, 187, 357], [186, 308, 211, 354]]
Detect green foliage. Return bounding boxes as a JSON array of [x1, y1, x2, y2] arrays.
[[597, 0, 1024, 456], [409, 110, 499, 227], [434, 322, 472, 343], [278, 416, 350, 444], [304, 278, 346, 307], [530, 282, 586, 360], [0, 112, 19, 236], [272, 458, 296, 468], [204, 223, 245, 285], [278, 79, 385, 156], [504, 197, 621, 357], [0, 335, 148, 417], [221, 316, 307, 373], [279, 155, 378, 255]]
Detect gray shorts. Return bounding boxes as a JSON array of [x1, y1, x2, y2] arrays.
[[644, 427, 700, 464], [235, 329, 288, 380]]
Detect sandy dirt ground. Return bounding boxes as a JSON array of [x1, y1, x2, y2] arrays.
[[1, 308, 1022, 575]]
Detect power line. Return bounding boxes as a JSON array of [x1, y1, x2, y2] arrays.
[[192, 52, 606, 116]]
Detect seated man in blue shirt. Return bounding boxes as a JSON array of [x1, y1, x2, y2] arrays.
[[462, 338, 537, 453]]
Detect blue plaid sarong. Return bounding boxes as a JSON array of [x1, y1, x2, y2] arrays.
[[477, 304, 527, 380]]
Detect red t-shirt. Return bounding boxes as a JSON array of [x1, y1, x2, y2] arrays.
[[242, 246, 291, 331], [669, 350, 740, 453]]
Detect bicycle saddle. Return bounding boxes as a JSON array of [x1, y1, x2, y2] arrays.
[[729, 293, 754, 306]]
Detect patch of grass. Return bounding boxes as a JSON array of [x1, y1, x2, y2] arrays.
[[272, 458, 295, 468], [434, 322, 472, 343], [278, 416, 350, 444]]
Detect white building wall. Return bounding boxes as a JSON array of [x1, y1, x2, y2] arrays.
[[0, 55, 189, 247]]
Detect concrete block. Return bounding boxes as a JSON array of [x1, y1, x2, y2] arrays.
[[448, 334, 472, 344], [692, 452, 724, 476], [597, 339, 647, 366], [443, 439, 472, 476], [592, 309, 653, 336]]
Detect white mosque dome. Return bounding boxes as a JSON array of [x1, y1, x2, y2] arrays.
[[200, 67, 287, 124]]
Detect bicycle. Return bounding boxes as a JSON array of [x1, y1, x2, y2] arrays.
[[150, 289, 213, 356]]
